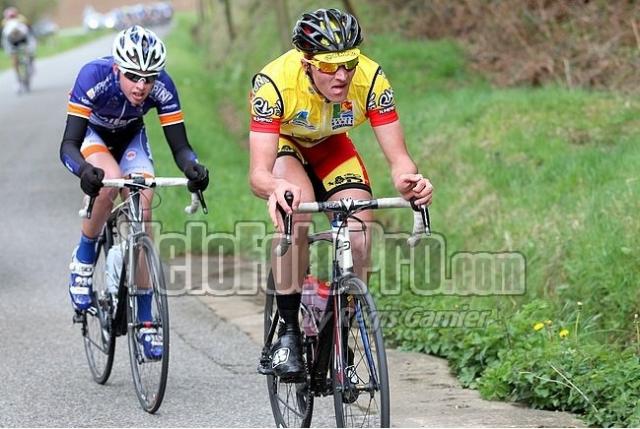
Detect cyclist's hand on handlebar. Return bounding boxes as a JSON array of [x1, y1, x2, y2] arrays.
[[267, 181, 301, 231], [184, 162, 209, 192], [79, 163, 105, 197], [395, 173, 433, 207]]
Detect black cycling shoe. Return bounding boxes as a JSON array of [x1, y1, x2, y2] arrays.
[[270, 326, 305, 383]]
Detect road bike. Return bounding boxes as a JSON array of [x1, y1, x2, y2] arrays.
[[74, 176, 207, 413], [259, 195, 430, 427]]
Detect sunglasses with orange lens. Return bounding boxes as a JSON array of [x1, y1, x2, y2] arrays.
[[307, 57, 359, 74]]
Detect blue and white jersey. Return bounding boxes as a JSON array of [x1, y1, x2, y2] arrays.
[[66, 56, 184, 130]]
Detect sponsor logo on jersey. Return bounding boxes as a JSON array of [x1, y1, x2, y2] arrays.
[[252, 96, 282, 118], [92, 113, 140, 129], [252, 74, 270, 93], [367, 92, 377, 111], [288, 110, 316, 130], [86, 74, 112, 101], [151, 83, 173, 104], [378, 88, 395, 108], [331, 101, 354, 130], [125, 150, 137, 161], [378, 88, 396, 114], [328, 172, 364, 187], [161, 103, 179, 111]]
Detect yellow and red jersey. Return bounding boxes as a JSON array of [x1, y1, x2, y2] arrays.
[[250, 49, 399, 148]]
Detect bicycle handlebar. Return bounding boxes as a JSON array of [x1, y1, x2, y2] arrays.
[[79, 176, 208, 219], [275, 194, 431, 256]]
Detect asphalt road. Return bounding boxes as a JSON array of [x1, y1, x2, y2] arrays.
[[0, 33, 274, 427]]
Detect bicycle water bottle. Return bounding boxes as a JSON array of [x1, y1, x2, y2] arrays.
[[301, 275, 330, 337], [105, 243, 124, 294]]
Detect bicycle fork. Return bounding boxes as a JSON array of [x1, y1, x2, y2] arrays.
[[334, 291, 380, 400]]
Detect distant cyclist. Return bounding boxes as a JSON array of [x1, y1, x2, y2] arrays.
[[59, 26, 209, 360], [249, 8, 433, 380], [1, 6, 28, 27], [1, 7, 36, 93]]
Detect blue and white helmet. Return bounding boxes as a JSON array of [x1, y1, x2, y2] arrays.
[[112, 25, 166, 74]]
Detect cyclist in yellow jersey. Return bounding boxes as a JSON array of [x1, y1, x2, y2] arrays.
[[2, 7, 36, 93], [249, 8, 433, 380]]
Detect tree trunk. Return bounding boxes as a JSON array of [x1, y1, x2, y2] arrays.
[[222, 0, 236, 41], [341, 0, 357, 18], [275, 0, 291, 52]]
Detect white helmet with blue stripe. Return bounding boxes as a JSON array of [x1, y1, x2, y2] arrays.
[[112, 25, 166, 74]]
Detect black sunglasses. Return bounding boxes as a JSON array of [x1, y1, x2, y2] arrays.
[[120, 68, 158, 84]]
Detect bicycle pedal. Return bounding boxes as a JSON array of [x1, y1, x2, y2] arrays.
[[257, 358, 274, 375]]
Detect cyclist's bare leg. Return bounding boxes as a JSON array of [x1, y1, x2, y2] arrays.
[[268, 156, 311, 378], [271, 156, 314, 294], [327, 188, 374, 282], [81, 152, 122, 238]]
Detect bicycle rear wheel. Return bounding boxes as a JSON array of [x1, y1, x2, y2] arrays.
[[333, 277, 390, 427], [17, 51, 31, 93], [126, 235, 169, 413], [83, 227, 116, 384], [264, 270, 314, 427]]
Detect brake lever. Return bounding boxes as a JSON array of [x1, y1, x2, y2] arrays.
[[410, 200, 431, 236], [86, 196, 96, 219], [196, 190, 208, 214], [275, 191, 294, 257]]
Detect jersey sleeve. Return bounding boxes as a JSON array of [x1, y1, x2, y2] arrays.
[[249, 73, 283, 134], [152, 72, 185, 127], [366, 67, 399, 127], [67, 63, 98, 120]]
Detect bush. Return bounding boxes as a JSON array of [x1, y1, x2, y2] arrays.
[[368, 0, 640, 92]]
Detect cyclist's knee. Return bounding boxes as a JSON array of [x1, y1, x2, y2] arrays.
[[350, 229, 371, 259]]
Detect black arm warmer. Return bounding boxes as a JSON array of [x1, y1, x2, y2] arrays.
[[59, 115, 89, 177], [162, 122, 198, 172]]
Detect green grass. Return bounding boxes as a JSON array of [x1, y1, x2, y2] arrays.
[[0, 28, 111, 70], [145, 5, 640, 426]]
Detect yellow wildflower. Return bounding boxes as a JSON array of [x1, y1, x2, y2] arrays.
[[533, 322, 545, 331], [559, 329, 569, 338], [545, 319, 552, 325]]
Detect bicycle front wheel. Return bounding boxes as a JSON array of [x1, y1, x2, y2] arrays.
[[333, 277, 390, 427], [126, 235, 169, 413], [264, 269, 314, 427], [83, 227, 116, 384]]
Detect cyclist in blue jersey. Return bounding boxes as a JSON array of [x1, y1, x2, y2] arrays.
[[59, 26, 209, 360]]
